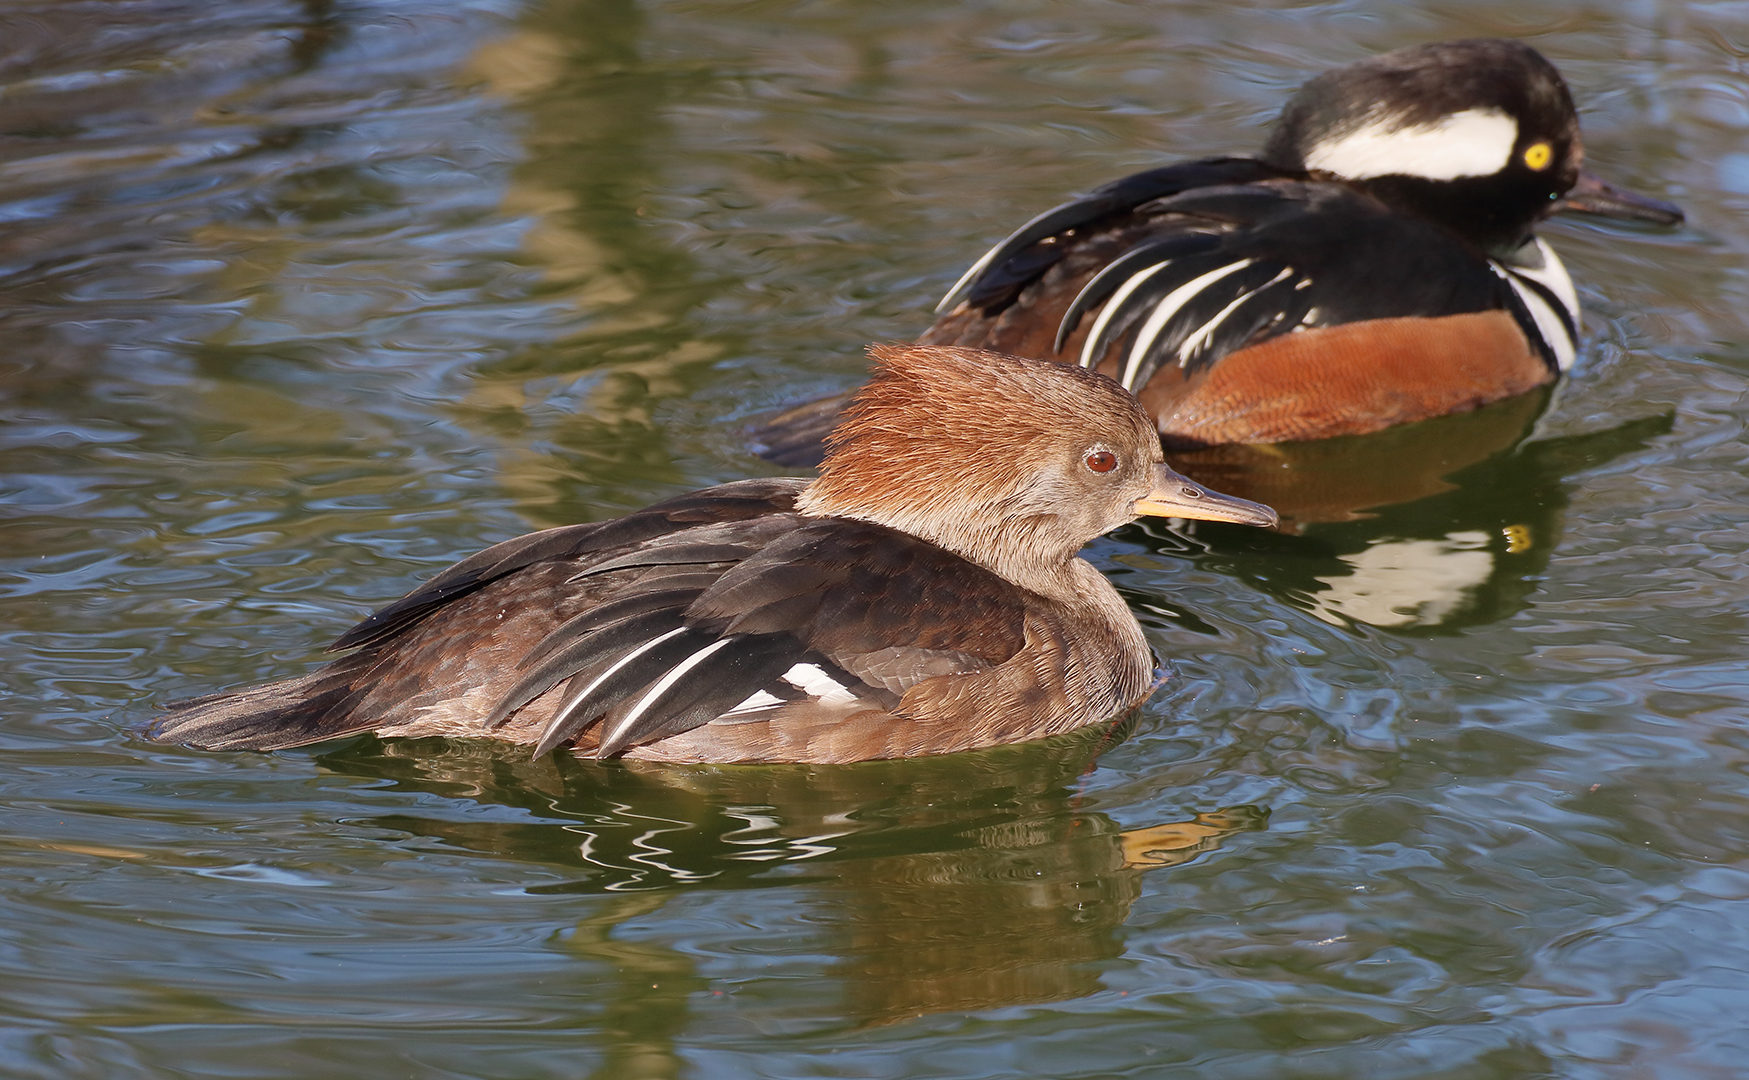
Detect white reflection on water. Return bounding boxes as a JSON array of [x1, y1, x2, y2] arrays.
[[1310, 531, 1497, 628]]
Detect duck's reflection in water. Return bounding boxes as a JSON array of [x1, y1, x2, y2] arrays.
[[1167, 388, 1554, 533], [1155, 399, 1674, 632], [316, 732, 1265, 1047], [829, 804, 1263, 1025]]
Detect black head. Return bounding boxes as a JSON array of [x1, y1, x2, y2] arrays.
[[1258, 40, 1663, 254]]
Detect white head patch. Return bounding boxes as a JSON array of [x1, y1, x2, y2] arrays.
[[1304, 107, 1520, 181]]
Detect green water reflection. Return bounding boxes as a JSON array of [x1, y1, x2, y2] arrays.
[[319, 733, 1264, 1047]]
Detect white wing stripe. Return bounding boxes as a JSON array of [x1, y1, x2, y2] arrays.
[[1175, 266, 1294, 364], [1078, 259, 1175, 370], [782, 663, 859, 706], [723, 689, 784, 717], [936, 243, 1003, 314], [546, 626, 690, 737], [1121, 259, 1257, 389], [598, 636, 738, 750]]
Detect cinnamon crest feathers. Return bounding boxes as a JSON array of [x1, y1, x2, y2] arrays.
[[152, 344, 1276, 765]]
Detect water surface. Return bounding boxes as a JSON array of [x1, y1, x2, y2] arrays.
[[4, 1, 1749, 1077]]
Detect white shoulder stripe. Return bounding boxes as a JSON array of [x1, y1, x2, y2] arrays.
[[1121, 259, 1256, 389], [598, 636, 738, 751], [1493, 240, 1580, 371], [1510, 238, 1580, 331], [1502, 274, 1577, 371]]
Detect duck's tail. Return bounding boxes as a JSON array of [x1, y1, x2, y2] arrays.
[[149, 652, 381, 751]]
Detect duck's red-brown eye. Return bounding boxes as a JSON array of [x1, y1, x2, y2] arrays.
[[1085, 451, 1118, 473]]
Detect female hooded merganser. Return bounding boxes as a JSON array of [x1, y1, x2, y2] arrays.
[[152, 345, 1277, 764], [754, 39, 1683, 463]]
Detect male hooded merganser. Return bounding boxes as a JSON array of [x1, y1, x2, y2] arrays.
[[152, 345, 1277, 764], [753, 39, 1683, 464]]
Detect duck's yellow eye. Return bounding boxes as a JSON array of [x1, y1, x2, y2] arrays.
[[1523, 142, 1553, 171]]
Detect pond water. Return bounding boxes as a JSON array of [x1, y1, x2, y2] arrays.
[[4, 1, 1749, 1077]]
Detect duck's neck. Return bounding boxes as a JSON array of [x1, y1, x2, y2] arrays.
[[795, 485, 1090, 602], [1351, 174, 1540, 257]]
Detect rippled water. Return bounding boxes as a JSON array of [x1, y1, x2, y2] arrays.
[[5, 1, 1749, 1077]]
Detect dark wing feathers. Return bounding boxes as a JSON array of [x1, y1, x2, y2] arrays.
[[153, 654, 380, 751], [688, 521, 1028, 661], [330, 478, 804, 651], [328, 522, 608, 652], [159, 484, 1037, 759], [1053, 233, 1224, 352], [515, 579, 720, 674], [515, 519, 1030, 757], [1134, 183, 1304, 224], [480, 521, 810, 737], [939, 157, 1286, 314], [943, 165, 1525, 387], [483, 606, 691, 731], [1073, 182, 1525, 381], [588, 633, 799, 758], [1187, 269, 1311, 365], [1084, 254, 1300, 389], [571, 515, 803, 581], [531, 625, 733, 757]]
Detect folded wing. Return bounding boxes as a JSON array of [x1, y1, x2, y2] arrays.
[[487, 518, 1030, 758], [940, 169, 1559, 391]]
